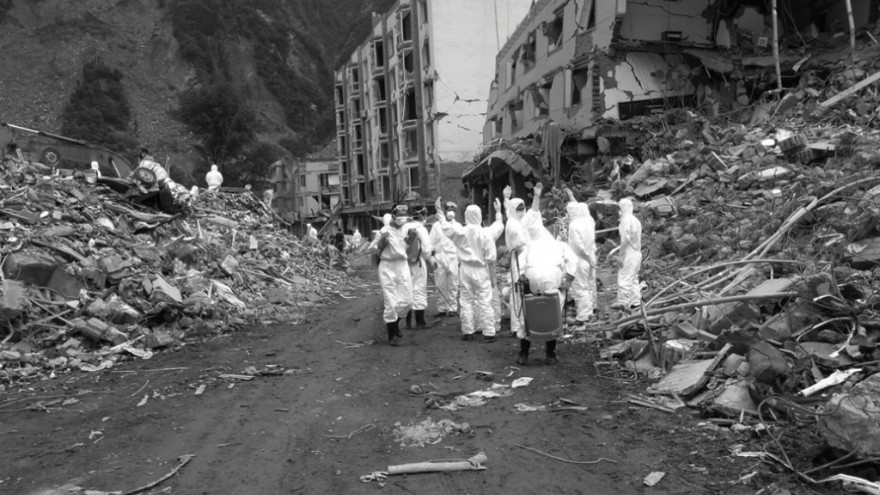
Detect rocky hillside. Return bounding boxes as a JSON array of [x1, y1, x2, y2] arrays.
[[0, 0, 393, 174]]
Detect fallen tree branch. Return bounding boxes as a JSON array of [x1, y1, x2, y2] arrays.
[[323, 423, 375, 440], [514, 444, 617, 465], [122, 454, 194, 495]]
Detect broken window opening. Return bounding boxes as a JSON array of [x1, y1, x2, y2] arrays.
[[374, 77, 387, 103], [403, 129, 418, 160], [418, 0, 428, 25], [380, 142, 390, 169], [357, 182, 366, 204], [338, 136, 347, 156], [424, 81, 434, 108], [401, 11, 412, 42], [404, 88, 418, 121], [422, 39, 431, 67], [377, 109, 388, 134], [403, 52, 414, 74], [522, 31, 536, 73], [299, 174, 305, 187], [356, 154, 366, 176], [334, 85, 344, 105], [544, 10, 564, 52], [343, 186, 350, 205], [373, 40, 385, 67], [531, 84, 550, 117], [354, 125, 363, 149], [507, 48, 519, 88], [382, 175, 391, 201], [508, 99, 523, 134], [570, 67, 589, 106], [587, 0, 596, 30], [494, 116, 503, 137], [409, 166, 420, 188], [340, 160, 349, 176]]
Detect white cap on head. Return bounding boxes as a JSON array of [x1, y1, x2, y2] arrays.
[[90, 161, 99, 169]]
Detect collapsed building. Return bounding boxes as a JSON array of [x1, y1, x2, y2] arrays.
[[462, 0, 880, 210]]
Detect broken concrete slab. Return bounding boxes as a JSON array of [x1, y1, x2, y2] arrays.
[[0, 280, 28, 328], [748, 341, 788, 384], [150, 276, 182, 304], [2, 252, 84, 298], [711, 379, 758, 417], [845, 237, 880, 270], [85, 295, 142, 324], [819, 373, 880, 457], [797, 342, 856, 368], [649, 344, 731, 396]]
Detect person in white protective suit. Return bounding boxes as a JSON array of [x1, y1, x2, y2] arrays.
[[503, 183, 543, 339], [351, 228, 363, 253], [429, 202, 461, 316], [403, 207, 434, 329], [483, 198, 505, 335], [306, 223, 318, 243], [517, 213, 577, 365], [368, 204, 416, 346], [566, 189, 597, 327], [205, 164, 224, 191], [434, 197, 497, 341], [613, 197, 642, 309]]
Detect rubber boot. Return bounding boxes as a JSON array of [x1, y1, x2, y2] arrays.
[[545, 339, 558, 365], [405, 310, 413, 329], [385, 321, 396, 342], [390, 319, 403, 346], [516, 339, 531, 365], [415, 310, 427, 329]]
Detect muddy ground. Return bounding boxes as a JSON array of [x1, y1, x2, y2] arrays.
[[1, 266, 845, 495]]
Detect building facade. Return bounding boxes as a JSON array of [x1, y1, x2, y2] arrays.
[[270, 147, 341, 231], [467, 0, 865, 208], [333, 0, 532, 234]]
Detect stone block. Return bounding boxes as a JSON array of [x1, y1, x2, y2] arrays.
[[748, 341, 788, 384], [2, 252, 83, 298], [820, 374, 880, 456], [150, 276, 182, 304], [86, 294, 142, 324]]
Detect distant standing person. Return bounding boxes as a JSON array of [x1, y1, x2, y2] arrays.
[[613, 197, 642, 310], [369, 205, 416, 346], [429, 201, 461, 317], [206, 164, 224, 191]]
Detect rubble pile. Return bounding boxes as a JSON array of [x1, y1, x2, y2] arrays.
[[0, 168, 345, 386], [550, 62, 880, 474]]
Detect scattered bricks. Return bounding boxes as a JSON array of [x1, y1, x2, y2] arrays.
[[150, 276, 182, 304], [710, 379, 758, 417], [646, 196, 676, 217], [793, 147, 821, 164], [132, 244, 162, 263], [0, 280, 28, 325], [85, 294, 142, 324], [77, 318, 128, 345], [673, 233, 701, 257], [706, 151, 728, 172], [102, 254, 132, 282], [845, 237, 880, 269], [747, 341, 788, 384], [145, 330, 177, 349], [2, 252, 84, 298], [205, 215, 239, 229], [220, 255, 239, 275], [819, 373, 880, 457], [778, 134, 806, 154]]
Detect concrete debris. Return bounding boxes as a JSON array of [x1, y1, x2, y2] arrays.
[[819, 373, 880, 457], [0, 163, 346, 386]]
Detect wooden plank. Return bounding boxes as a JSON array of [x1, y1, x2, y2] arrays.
[[650, 344, 732, 396], [820, 70, 880, 108]]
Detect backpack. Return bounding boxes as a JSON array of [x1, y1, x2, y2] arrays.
[[405, 228, 421, 264]]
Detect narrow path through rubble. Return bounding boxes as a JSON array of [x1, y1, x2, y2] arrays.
[[3, 270, 838, 494]]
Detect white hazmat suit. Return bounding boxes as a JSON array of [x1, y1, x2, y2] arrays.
[[351, 229, 363, 252], [483, 199, 505, 334], [429, 211, 460, 314], [567, 201, 597, 322], [405, 218, 434, 317], [369, 215, 415, 343], [519, 221, 577, 339], [616, 198, 642, 308], [205, 164, 223, 191], [438, 203, 496, 338], [504, 185, 542, 338]]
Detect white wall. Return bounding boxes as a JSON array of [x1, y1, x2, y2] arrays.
[[429, 0, 533, 163]]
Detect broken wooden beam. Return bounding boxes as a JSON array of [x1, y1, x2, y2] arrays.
[[819, 70, 880, 108]]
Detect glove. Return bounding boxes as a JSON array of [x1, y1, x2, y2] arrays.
[[559, 274, 574, 292]]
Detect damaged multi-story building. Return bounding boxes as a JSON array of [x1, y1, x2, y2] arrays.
[[332, 0, 531, 234], [269, 145, 341, 230], [463, 0, 880, 208]]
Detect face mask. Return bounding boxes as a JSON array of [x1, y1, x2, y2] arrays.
[[394, 217, 408, 227], [446, 211, 455, 221]]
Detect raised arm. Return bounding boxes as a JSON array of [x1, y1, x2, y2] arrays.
[[531, 181, 543, 213]]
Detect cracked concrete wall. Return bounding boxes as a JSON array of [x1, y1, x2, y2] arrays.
[[602, 53, 696, 120], [431, 0, 532, 162], [617, 0, 714, 45]]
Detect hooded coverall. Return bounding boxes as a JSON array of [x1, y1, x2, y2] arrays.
[[441, 205, 496, 336], [567, 202, 597, 321], [616, 198, 643, 308], [369, 223, 414, 328], [405, 220, 434, 313], [519, 222, 578, 339], [351, 229, 363, 252], [483, 214, 505, 334], [505, 198, 540, 338], [429, 213, 460, 314]]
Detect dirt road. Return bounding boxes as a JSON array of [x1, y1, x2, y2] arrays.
[[2, 267, 835, 495]]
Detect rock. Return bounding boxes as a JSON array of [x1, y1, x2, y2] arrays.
[[758, 313, 793, 342], [149, 276, 182, 304], [221, 255, 239, 275], [145, 330, 177, 349], [748, 341, 788, 384], [845, 237, 880, 270], [673, 233, 701, 257], [76, 318, 128, 345], [819, 373, 880, 457], [797, 341, 855, 368], [711, 379, 758, 417], [0, 280, 28, 327], [2, 252, 84, 298], [86, 294, 142, 324]]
